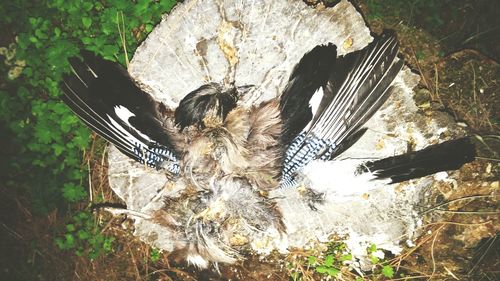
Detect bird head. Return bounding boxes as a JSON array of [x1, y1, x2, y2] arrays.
[[174, 82, 251, 131]]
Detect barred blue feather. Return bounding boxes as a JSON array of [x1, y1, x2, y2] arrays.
[[280, 31, 404, 187], [61, 51, 180, 175]]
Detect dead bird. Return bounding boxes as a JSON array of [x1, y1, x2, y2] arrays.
[[60, 30, 475, 268]]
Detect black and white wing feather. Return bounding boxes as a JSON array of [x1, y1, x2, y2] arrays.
[[61, 51, 180, 173], [280, 31, 404, 187]]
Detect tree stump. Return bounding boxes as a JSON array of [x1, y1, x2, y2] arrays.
[[106, 0, 468, 269]]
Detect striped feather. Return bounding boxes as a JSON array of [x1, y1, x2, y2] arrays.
[[280, 31, 403, 186], [61, 51, 179, 173]]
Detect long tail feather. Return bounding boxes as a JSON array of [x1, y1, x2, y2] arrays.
[[356, 137, 476, 183]]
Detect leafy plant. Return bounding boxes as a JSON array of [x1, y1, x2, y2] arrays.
[[1, 0, 178, 269], [150, 247, 161, 263], [55, 211, 115, 259], [307, 242, 352, 278], [367, 243, 396, 279], [1, 0, 176, 214], [288, 242, 399, 280]]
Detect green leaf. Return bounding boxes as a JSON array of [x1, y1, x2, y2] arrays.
[[54, 27, 61, 37], [35, 28, 48, 39], [77, 211, 90, 220], [382, 265, 395, 278], [82, 17, 92, 28], [60, 115, 77, 133], [62, 183, 86, 202], [34, 124, 53, 144], [326, 267, 340, 276], [150, 248, 160, 262], [160, 0, 177, 11], [324, 255, 335, 267], [103, 237, 114, 252], [134, 0, 150, 14], [82, 2, 93, 11], [316, 265, 328, 274], [52, 143, 65, 156], [54, 237, 65, 249], [77, 229, 91, 240], [307, 256, 317, 266], [52, 102, 69, 114], [316, 266, 339, 277], [81, 36, 93, 44], [340, 254, 352, 261], [64, 234, 75, 248], [101, 44, 119, 57], [28, 17, 38, 26], [368, 243, 377, 253], [66, 224, 76, 232]]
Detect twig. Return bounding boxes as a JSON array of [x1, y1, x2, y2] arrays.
[[433, 64, 444, 105], [99, 215, 117, 235], [127, 243, 142, 281], [428, 225, 445, 280], [469, 62, 477, 104], [475, 134, 499, 158], [444, 266, 460, 280], [87, 159, 93, 202], [147, 269, 174, 281], [117, 11, 129, 67], [409, 44, 432, 93], [391, 275, 435, 280], [100, 206, 152, 220], [423, 220, 492, 228], [100, 145, 108, 200], [419, 195, 498, 215], [1, 223, 23, 240], [428, 210, 500, 215], [475, 156, 500, 162]]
